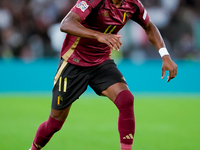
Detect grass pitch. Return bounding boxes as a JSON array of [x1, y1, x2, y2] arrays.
[[0, 92, 199, 150]]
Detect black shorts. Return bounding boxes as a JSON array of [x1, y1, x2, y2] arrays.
[[52, 59, 127, 110]]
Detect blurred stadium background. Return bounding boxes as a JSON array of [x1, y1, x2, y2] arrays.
[[0, 0, 200, 150]]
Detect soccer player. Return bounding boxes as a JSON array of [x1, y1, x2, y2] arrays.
[[29, 0, 177, 150]]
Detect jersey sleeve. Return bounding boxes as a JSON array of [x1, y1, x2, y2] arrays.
[[131, 0, 150, 26], [71, 0, 102, 21]]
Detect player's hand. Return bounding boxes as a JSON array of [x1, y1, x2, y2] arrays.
[[161, 55, 178, 82], [97, 33, 122, 51]]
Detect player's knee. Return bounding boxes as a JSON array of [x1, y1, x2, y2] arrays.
[[114, 90, 134, 110]]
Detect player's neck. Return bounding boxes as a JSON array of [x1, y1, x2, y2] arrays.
[[111, 0, 123, 8]]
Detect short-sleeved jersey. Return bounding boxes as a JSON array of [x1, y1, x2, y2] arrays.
[[61, 0, 149, 67]]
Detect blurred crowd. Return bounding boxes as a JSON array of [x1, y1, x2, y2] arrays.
[[0, 0, 200, 61]]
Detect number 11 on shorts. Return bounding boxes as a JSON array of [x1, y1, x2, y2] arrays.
[[63, 77, 67, 92], [59, 77, 67, 92]]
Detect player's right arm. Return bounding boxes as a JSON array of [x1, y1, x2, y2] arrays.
[[60, 11, 122, 51]]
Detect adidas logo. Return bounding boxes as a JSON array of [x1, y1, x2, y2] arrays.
[[123, 133, 134, 139], [34, 142, 43, 149]]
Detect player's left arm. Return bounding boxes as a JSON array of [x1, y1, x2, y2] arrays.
[[142, 20, 178, 82]]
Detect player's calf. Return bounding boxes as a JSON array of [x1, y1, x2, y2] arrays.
[[30, 116, 64, 150], [114, 90, 135, 150]]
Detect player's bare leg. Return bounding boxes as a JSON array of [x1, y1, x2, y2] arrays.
[[50, 105, 72, 121], [102, 83, 135, 150], [30, 105, 71, 150]]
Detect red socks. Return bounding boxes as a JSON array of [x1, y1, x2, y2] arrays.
[[114, 90, 135, 150], [31, 116, 64, 150], [31, 90, 134, 150]]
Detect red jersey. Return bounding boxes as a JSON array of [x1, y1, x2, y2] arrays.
[[61, 0, 149, 66]]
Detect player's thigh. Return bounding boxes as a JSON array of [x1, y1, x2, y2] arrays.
[[89, 59, 128, 101], [51, 60, 90, 117]]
